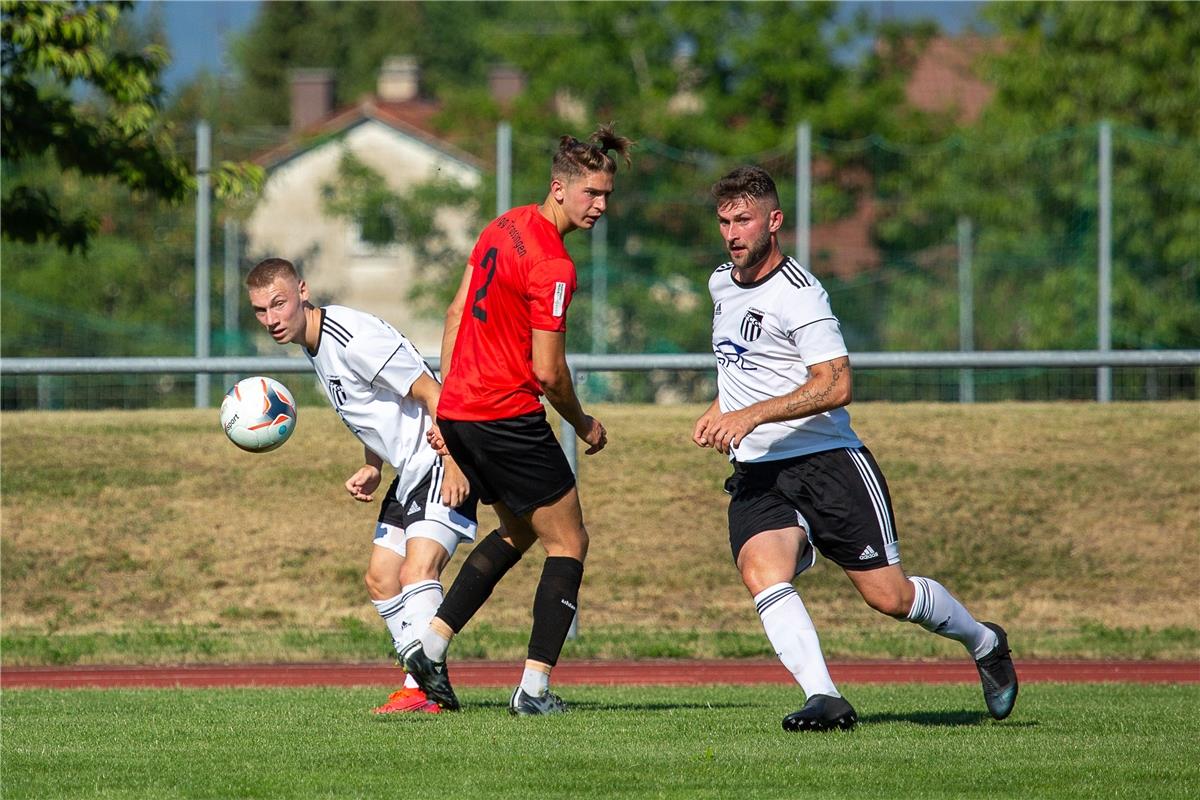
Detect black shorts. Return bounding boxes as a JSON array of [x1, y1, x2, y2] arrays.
[[438, 411, 576, 517], [725, 446, 900, 572]]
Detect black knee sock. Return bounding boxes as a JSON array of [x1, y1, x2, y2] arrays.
[[437, 530, 522, 633], [527, 556, 584, 667]]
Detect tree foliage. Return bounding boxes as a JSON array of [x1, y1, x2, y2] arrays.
[[874, 1, 1199, 351], [1, 0, 262, 251]]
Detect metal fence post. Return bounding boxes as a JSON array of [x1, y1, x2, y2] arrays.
[[223, 216, 240, 393], [796, 122, 811, 267], [194, 121, 212, 408], [496, 121, 512, 216], [958, 216, 975, 403], [1098, 121, 1113, 402]]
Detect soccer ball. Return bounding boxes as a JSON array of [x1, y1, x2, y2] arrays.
[[220, 376, 297, 453]]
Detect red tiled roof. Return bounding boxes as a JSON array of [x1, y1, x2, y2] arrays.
[[254, 97, 483, 171]]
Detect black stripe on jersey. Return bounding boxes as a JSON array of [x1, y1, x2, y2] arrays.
[[788, 316, 838, 334], [714, 262, 735, 273], [781, 261, 812, 289], [323, 316, 352, 345], [370, 343, 406, 385]]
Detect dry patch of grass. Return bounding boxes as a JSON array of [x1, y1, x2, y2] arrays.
[[2, 403, 1197, 661]]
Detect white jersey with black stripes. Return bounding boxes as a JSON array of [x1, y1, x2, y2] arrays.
[[305, 305, 438, 504], [708, 256, 862, 462]]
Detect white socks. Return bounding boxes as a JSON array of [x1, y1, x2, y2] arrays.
[[520, 661, 551, 697], [371, 592, 407, 656], [372, 591, 419, 689], [755, 583, 839, 699], [400, 580, 443, 648], [906, 576, 997, 659]]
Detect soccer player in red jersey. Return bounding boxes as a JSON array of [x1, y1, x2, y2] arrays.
[[401, 124, 634, 715]]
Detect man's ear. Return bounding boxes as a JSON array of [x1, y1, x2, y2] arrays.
[[297, 279, 310, 301], [768, 208, 784, 233], [550, 177, 566, 203]]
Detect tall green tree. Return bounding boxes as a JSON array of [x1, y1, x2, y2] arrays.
[[875, 1, 1200, 351], [1, 0, 261, 252]]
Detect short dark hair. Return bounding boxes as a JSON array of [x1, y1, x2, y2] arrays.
[[246, 257, 300, 290], [551, 123, 635, 181], [711, 166, 780, 211]]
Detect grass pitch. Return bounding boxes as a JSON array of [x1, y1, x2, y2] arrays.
[[3, 683, 1198, 799]]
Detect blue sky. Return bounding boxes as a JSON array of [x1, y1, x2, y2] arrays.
[[143, 0, 984, 91]]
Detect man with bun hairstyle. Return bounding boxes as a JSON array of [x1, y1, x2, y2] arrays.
[[403, 124, 635, 715]]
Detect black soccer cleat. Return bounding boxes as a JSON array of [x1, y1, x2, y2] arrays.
[[508, 687, 568, 716], [975, 621, 1019, 720], [401, 644, 460, 711], [782, 693, 858, 732]]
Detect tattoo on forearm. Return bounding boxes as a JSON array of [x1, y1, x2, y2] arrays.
[[783, 359, 845, 416]]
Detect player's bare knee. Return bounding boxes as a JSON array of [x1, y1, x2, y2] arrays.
[[363, 569, 396, 600], [863, 588, 909, 618], [397, 558, 440, 585]]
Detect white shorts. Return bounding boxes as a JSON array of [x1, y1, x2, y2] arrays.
[[373, 463, 478, 558]]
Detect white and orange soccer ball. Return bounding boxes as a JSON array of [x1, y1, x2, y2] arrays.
[[220, 376, 297, 453]]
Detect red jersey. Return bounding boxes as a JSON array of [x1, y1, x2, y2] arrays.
[[438, 204, 577, 421]]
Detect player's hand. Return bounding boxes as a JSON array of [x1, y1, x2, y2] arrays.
[[692, 406, 723, 448], [426, 424, 449, 456], [440, 458, 469, 508], [345, 464, 382, 502], [577, 415, 607, 455], [705, 409, 759, 455]]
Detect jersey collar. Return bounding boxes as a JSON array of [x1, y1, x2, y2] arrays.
[[731, 256, 790, 289]]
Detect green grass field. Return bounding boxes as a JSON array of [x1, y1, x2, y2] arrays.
[[3, 683, 1198, 799], [3, 402, 1198, 664]]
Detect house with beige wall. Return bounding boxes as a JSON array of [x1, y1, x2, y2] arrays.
[[245, 58, 484, 356]]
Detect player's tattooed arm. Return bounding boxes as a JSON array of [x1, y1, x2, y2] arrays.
[[780, 357, 851, 418], [703, 358, 851, 455]]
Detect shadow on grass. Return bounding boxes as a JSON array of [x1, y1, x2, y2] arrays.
[[862, 709, 1037, 727], [419, 699, 749, 713]]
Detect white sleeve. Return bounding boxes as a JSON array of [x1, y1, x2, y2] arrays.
[[787, 288, 848, 366], [345, 329, 429, 398]]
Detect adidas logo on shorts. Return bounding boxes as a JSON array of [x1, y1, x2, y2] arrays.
[[859, 545, 879, 561], [407, 500, 422, 514]]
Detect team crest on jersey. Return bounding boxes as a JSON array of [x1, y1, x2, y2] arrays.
[[714, 338, 756, 371], [327, 377, 347, 408], [740, 309, 765, 342]]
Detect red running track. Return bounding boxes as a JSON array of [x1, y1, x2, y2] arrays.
[[2, 660, 1197, 690]]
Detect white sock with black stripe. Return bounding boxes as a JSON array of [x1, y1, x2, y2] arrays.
[[400, 579, 444, 653], [906, 576, 997, 659], [755, 582, 839, 699], [372, 592, 419, 689]]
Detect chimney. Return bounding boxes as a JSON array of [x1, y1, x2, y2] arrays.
[[488, 63, 525, 109], [289, 68, 335, 133], [377, 56, 420, 103]]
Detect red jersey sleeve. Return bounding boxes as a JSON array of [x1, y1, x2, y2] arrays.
[[527, 257, 577, 332]]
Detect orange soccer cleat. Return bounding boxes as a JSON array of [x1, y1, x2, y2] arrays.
[[371, 687, 441, 715]]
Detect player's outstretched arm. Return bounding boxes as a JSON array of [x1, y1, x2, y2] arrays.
[[532, 328, 607, 455]]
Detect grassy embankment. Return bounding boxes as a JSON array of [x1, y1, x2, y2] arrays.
[[2, 402, 1197, 664]]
